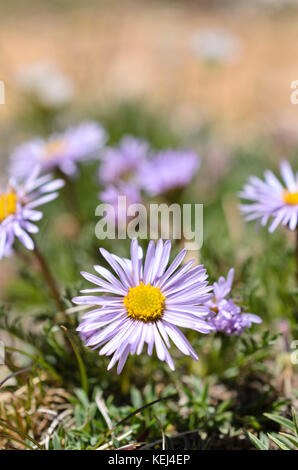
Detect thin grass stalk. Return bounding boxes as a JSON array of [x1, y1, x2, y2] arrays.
[[92, 393, 178, 450], [61, 326, 88, 396]]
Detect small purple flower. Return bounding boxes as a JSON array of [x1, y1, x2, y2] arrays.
[[10, 122, 107, 178], [0, 166, 64, 259], [98, 135, 149, 185], [206, 268, 262, 335], [138, 149, 200, 196], [100, 183, 141, 207], [73, 238, 214, 374], [239, 160, 298, 232], [99, 183, 141, 224]]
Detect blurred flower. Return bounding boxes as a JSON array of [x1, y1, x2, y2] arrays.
[[10, 122, 107, 178], [98, 135, 149, 185], [15, 61, 75, 107], [0, 166, 64, 259], [73, 238, 213, 373], [239, 160, 298, 232], [138, 149, 200, 196], [206, 268, 262, 335], [190, 29, 242, 64], [100, 183, 141, 224]]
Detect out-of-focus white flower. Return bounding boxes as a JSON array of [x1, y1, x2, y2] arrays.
[[15, 61, 75, 107], [190, 29, 242, 64]]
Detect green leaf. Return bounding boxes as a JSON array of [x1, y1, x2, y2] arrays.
[[52, 433, 62, 450], [279, 432, 298, 449], [74, 388, 90, 409], [217, 399, 232, 414], [130, 387, 143, 409], [259, 431, 269, 447], [247, 432, 268, 450], [291, 407, 298, 436], [267, 433, 292, 450], [264, 413, 296, 434], [201, 382, 209, 405]]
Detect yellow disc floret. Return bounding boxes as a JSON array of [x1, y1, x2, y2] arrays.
[[0, 191, 17, 222], [124, 282, 165, 323], [43, 139, 66, 160], [283, 190, 298, 205]]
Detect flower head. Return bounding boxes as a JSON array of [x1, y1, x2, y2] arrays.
[[73, 239, 214, 373], [0, 166, 64, 259], [99, 183, 141, 224], [98, 135, 149, 185], [206, 268, 262, 335], [239, 160, 298, 232], [10, 122, 107, 178], [138, 149, 200, 196]]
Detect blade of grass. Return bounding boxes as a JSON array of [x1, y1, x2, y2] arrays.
[[0, 434, 36, 450], [291, 407, 298, 436], [267, 433, 292, 450], [279, 432, 298, 448], [92, 393, 178, 450], [60, 326, 88, 396], [0, 365, 35, 388], [6, 346, 61, 382], [264, 413, 296, 434], [0, 417, 44, 449], [154, 415, 166, 450]]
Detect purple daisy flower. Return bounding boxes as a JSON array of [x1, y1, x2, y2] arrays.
[[99, 183, 141, 224], [100, 183, 141, 208], [138, 149, 200, 196], [206, 268, 262, 335], [0, 166, 64, 259], [73, 238, 214, 374], [10, 122, 107, 178], [239, 160, 298, 232], [98, 135, 149, 185]]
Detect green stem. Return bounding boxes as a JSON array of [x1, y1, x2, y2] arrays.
[[32, 242, 64, 311]]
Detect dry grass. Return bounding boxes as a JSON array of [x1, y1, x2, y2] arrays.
[[0, 372, 73, 449]]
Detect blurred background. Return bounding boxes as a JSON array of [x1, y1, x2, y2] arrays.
[[0, 2, 297, 450], [1, 0, 298, 144], [1, 0, 298, 295]]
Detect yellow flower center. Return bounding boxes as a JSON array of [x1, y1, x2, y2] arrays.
[[43, 139, 66, 160], [210, 306, 218, 314], [0, 191, 17, 222], [283, 190, 298, 205], [123, 282, 165, 323]]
